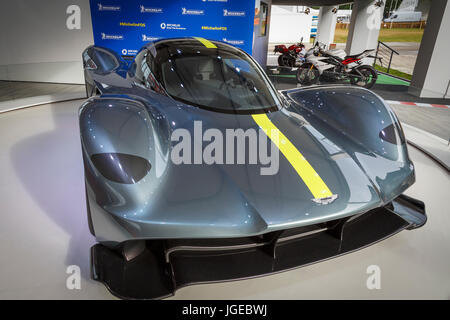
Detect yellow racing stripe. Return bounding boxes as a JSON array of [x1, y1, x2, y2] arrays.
[[252, 113, 333, 199], [194, 37, 217, 48]]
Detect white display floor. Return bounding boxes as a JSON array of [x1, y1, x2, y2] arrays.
[[0, 99, 448, 299]]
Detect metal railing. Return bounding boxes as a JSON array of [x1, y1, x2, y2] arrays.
[[374, 41, 399, 73]]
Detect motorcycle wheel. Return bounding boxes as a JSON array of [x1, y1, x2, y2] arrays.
[[278, 54, 295, 67], [296, 63, 320, 86], [350, 65, 377, 89]]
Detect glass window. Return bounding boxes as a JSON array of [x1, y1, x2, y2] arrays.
[[131, 50, 146, 83], [131, 49, 166, 94], [146, 40, 280, 114]]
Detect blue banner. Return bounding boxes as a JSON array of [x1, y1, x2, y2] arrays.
[[89, 0, 255, 57]]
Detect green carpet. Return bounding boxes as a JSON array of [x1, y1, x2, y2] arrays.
[[376, 73, 410, 86], [269, 72, 410, 86]]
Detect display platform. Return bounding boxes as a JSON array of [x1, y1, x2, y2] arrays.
[[0, 99, 448, 299], [0, 81, 86, 114]]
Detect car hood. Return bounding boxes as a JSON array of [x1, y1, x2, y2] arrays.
[[105, 100, 411, 238]]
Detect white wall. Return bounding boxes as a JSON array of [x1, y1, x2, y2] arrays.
[[0, 0, 94, 84], [268, 6, 311, 43]]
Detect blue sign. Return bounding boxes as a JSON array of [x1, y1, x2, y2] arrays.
[[89, 0, 255, 57]]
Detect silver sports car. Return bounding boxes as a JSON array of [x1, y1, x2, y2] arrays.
[[80, 38, 426, 299]]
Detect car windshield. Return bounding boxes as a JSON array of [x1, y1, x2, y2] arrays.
[[146, 40, 281, 114]]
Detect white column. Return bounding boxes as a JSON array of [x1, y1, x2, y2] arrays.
[[409, 0, 450, 98], [316, 6, 337, 48], [345, 0, 385, 56]]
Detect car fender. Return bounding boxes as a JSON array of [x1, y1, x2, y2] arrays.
[[79, 96, 171, 243], [284, 86, 414, 203]]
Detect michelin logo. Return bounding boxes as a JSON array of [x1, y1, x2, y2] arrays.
[[97, 3, 120, 11], [181, 8, 204, 15], [223, 38, 244, 45], [101, 33, 123, 40], [161, 23, 186, 30], [223, 9, 245, 17], [140, 5, 163, 13], [142, 35, 160, 42], [121, 49, 138, 56], [202, 0, 228, 2]]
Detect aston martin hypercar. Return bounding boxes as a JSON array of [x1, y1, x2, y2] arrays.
[[80, 38, 426, 299]]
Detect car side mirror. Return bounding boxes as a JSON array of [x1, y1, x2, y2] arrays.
[[82, 46, 124, 75]]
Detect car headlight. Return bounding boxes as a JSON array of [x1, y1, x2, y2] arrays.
[[91, 153, 151, 184]]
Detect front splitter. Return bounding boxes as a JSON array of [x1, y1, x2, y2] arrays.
[[91, 194, 426, 300]]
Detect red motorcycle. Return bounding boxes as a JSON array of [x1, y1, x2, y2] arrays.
[[274, 37, 306, 67]]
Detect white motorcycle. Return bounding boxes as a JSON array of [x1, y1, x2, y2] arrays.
[[297, 42, 378, 89]]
